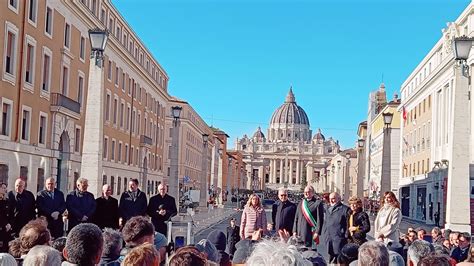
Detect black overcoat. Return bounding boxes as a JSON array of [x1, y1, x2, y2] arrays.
[[146, 193, 176, 235], [119, 189, 148, 224], [226, 225, 240, 255], [8, 190, 36, 235], [272, 200, 296, 234], [37, 189, 66, 238], [94, 196, 119, 229], [66, 190, 96, 230]]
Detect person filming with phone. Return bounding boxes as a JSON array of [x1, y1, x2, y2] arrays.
[[147, 183, 177, 236]]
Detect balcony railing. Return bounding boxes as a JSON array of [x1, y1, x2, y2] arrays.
[[50, 93, 80, 114], [140, 135, 153, 146]]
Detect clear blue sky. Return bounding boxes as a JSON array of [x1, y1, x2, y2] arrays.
[[113, 0, 469, 149]]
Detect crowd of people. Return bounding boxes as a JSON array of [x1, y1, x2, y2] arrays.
[[1, 177, 474, 265], [0, 177, 178, 265], [230, 185, 474, 265]]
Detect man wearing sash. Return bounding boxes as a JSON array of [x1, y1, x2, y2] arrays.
[[293, 185, 324, 249]]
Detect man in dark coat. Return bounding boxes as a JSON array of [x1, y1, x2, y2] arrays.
[[65, 178, 96, 231], [146, 183, 176, 235], [272, 187, 296, 234], [119, 178, 147, 227], [8, 178, 36, 236], [322, 192, 350, 263], [36, 177, 66, 238], [93, 184, 119, 229], [226, 218, 240, 256], [293, 185, 324, 249]]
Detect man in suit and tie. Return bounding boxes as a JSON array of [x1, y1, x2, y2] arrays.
[[37, 177, 66, 238], [8, 178, 36, 237]]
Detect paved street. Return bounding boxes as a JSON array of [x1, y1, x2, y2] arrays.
[[194, 207, 331, 261]]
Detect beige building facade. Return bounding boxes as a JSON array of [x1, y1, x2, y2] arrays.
[[0, 0, 172, 197]]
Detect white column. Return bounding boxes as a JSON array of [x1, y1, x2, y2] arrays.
[[289, 159, 294, 184], [271, 159, 276, 183], [80, 59, 104, 197], [279, 160, 283, 183], [445, 66, 471, 232], [284, 157, 288, 183], [296, 160, 300, 185]]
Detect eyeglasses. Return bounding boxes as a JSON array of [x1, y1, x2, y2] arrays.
[[279, 194, 288, 197]]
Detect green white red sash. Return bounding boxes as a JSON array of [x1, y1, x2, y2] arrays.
[[301, 198, 317, 232]]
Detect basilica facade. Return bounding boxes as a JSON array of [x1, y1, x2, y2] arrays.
[[235, 88, 340, 191]]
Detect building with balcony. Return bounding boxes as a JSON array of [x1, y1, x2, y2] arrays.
[[0, 0, 172, 197]]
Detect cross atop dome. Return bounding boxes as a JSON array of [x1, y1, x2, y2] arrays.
[[285, 86, 296, 103]]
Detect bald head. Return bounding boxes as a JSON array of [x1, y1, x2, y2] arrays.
[[303, 185, 315, 199], [102, 184, 112, 198], [158, 183, 167, 197], [329, 192, 341, 206], [15, 179, 25, 194]]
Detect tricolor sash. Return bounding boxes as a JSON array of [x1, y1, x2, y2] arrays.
[[301, 198, 319, 245]]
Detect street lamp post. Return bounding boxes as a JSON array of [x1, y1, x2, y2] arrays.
[[169, 106, 182, 208], [442, 36, 473, 232], [344, 152, 351, 202], [199, 134, 209, 208], [380, 112, 393, 194], [357, 139, 365, 198], [80, 29, 108, 197]]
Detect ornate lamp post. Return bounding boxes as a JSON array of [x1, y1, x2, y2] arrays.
[[344, 152, 351, 202], [169, 106, 182, 207], [380, 112, 393, 194], [80, 28, 108, 196], [199, 134, 209, 208]]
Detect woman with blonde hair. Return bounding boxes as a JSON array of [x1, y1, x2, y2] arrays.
[[374, 191, 402, 244], [347, 196, 370, 245], [240, 194, 267, 239]]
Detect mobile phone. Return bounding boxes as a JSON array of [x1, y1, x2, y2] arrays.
[[175, 236, 185, 249]]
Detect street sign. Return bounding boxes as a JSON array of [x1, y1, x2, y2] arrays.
[[183, 175, 191, 184]]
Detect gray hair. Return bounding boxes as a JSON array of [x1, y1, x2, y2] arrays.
[[102, 228, 123, 258], [76, 177, 88, 185], [304, 185, 315, 193], [357, 241, 389, 266], [0, 253, 17, 266], [246, 239, 312, 266], [23, 245, 62, 266], [278, 187, 288, 195], [195, 239, 219, 263], [407, 240, 434, 265]]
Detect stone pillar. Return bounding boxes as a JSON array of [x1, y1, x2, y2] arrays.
[[296, 160, 300, 185], [284, 156, 288, 183], [81, 59, 105, 197], [445, 66, 471, 232], [279, 160, 283, 184], [272, 159, 276, 183], [307, 165, 313, 186], [289, 160, 293, 184]]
